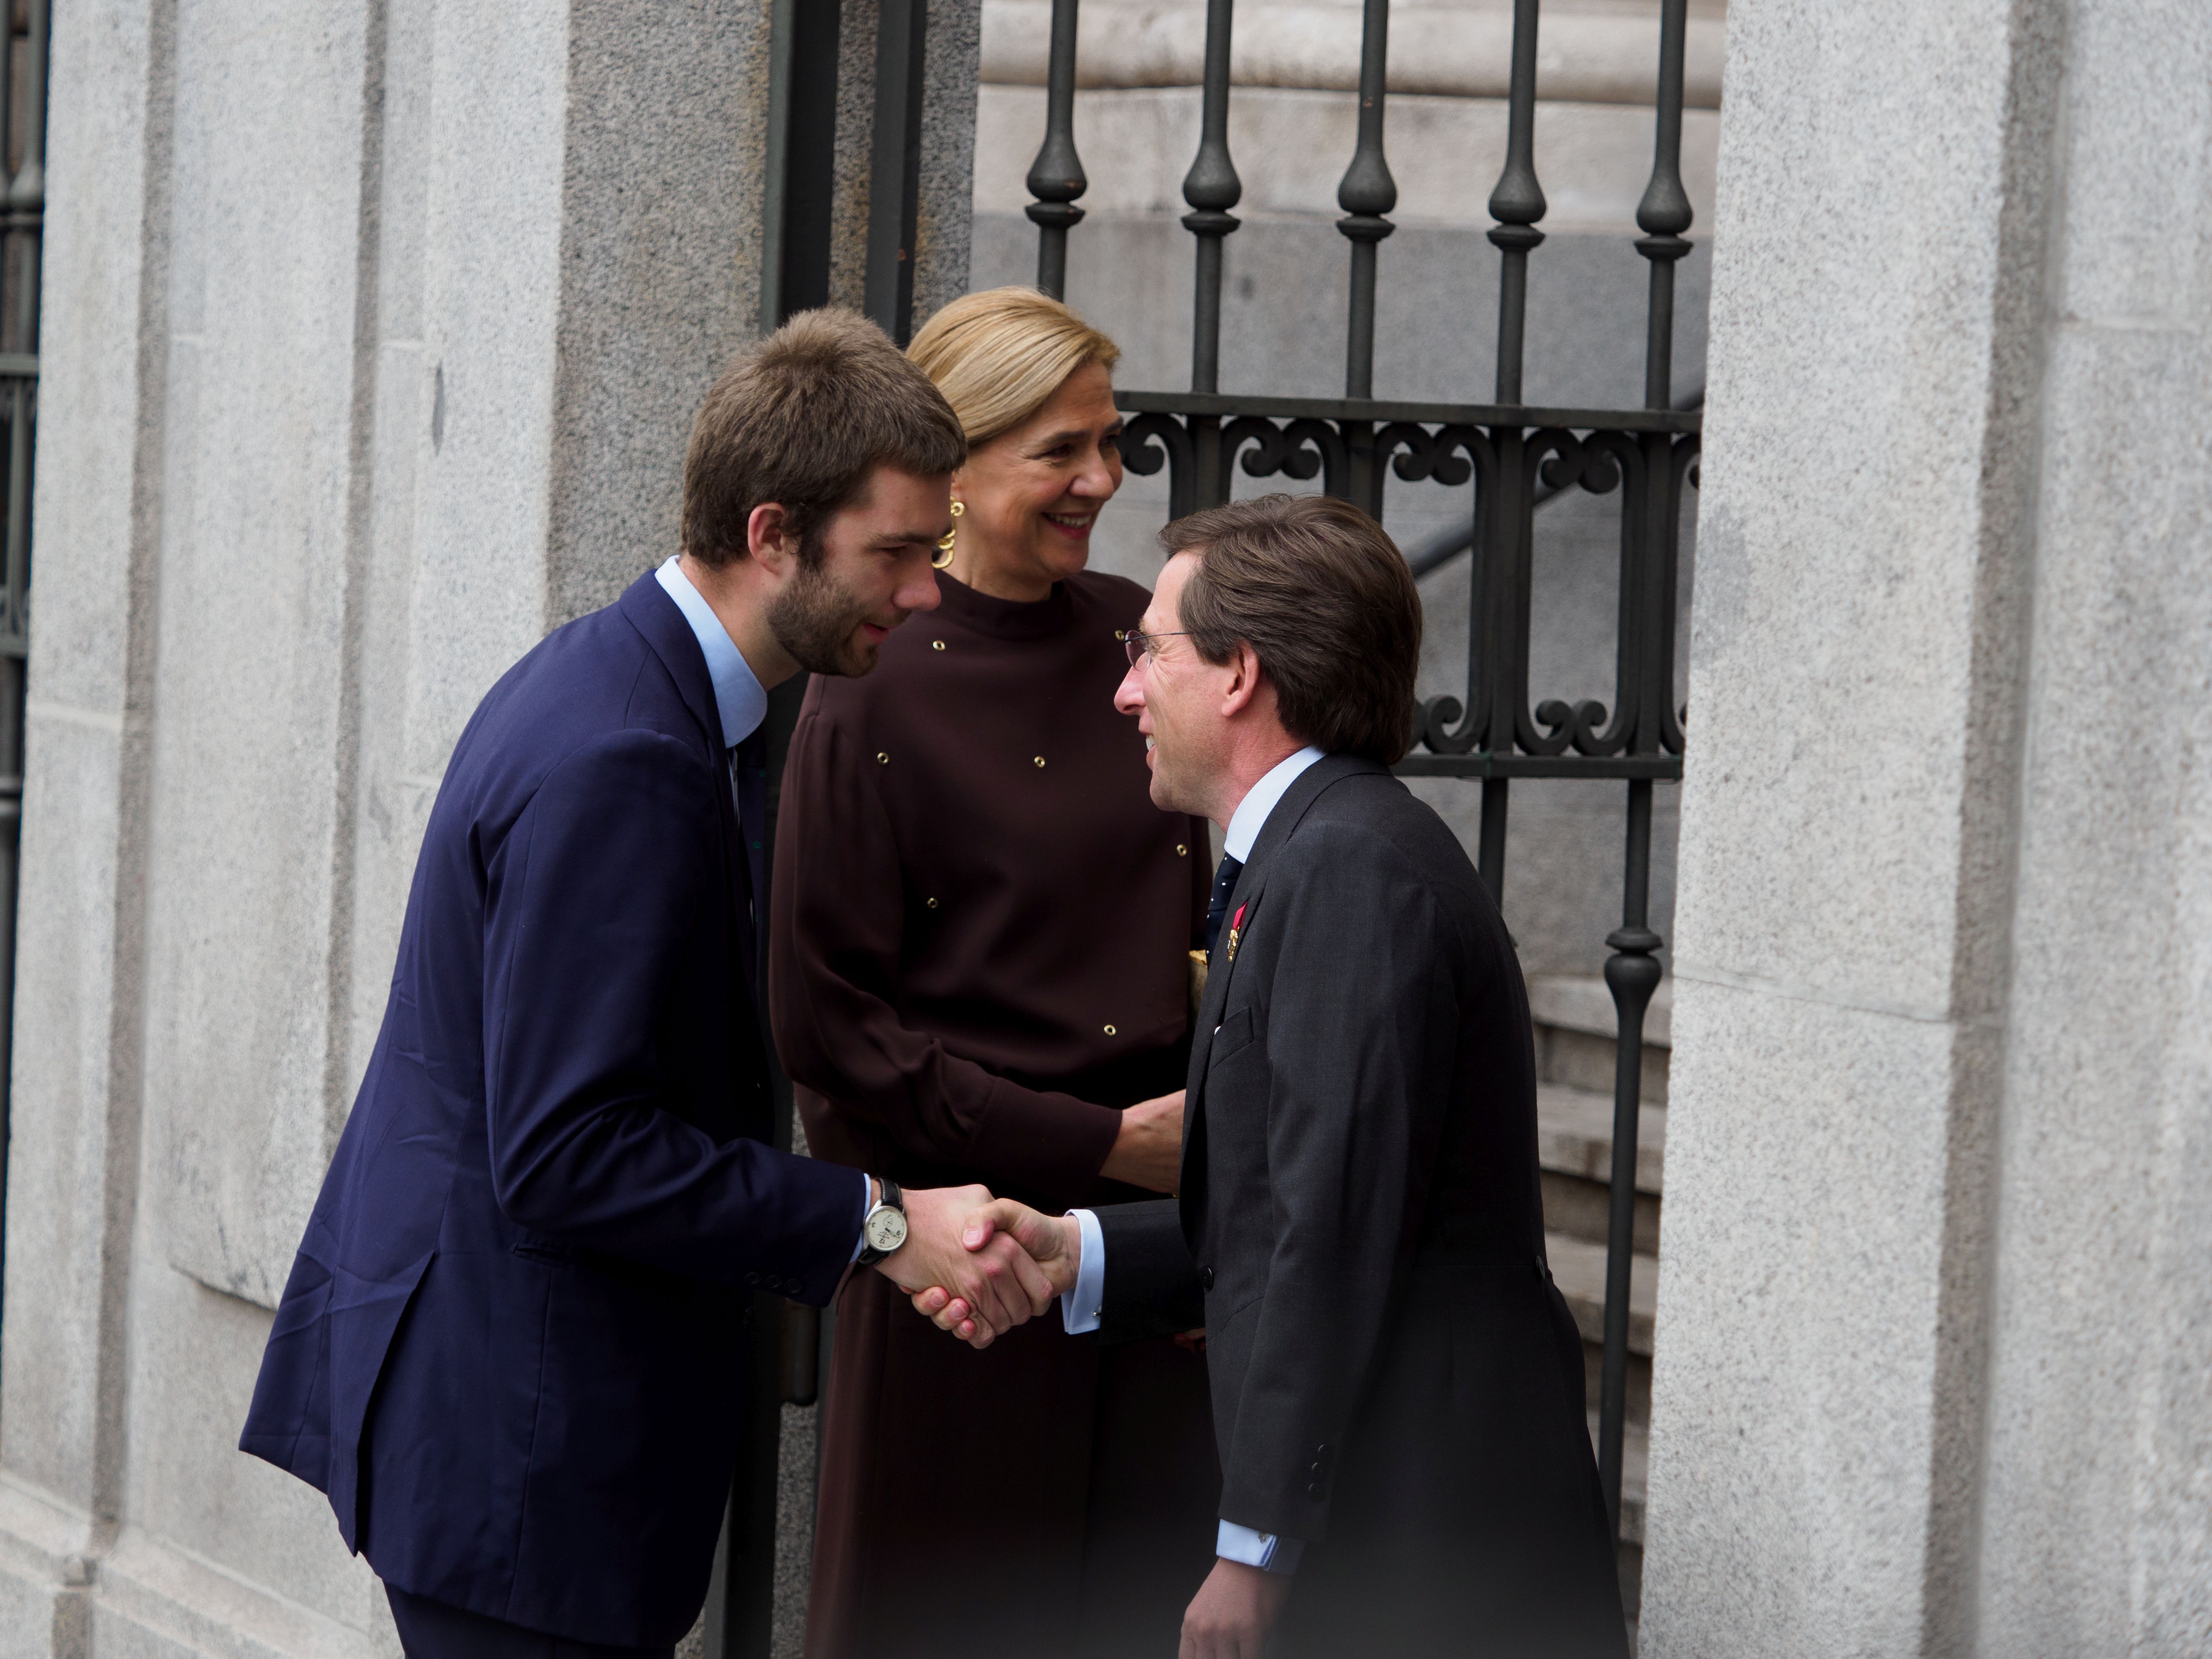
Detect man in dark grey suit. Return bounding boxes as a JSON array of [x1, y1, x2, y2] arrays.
[[924, 494, 1625, 1658]]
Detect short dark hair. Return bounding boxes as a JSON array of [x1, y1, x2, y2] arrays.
[[1163, 494, 1423, 765], [681, 308, 967, 568]]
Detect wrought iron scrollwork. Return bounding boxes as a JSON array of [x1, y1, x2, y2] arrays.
[[1113, 395, 1695, 783], [1118, 412, 1196, 521], [1417, 683, 1486, 757], [1555, 429, 1641, 758], [1659, 435, 1699, 755], [1222, 416, 1347, 501], [1376, 422, 1475, 489]]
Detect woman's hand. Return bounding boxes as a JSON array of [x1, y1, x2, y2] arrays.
[[1100, 1089, 1185, 1193]]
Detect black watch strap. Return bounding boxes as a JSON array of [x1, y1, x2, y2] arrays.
[[855, 1176, 905, 1267]]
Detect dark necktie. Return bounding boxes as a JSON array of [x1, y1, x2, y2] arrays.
[[1205, 853, 1245, 957], [729, 728, 769, 996]]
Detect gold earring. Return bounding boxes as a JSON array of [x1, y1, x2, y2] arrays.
[[934, 499, 963, 570]]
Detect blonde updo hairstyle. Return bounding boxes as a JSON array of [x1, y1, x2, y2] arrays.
[[906, 287, 1121, 447]]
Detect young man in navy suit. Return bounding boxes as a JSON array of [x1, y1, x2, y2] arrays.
[[241, 310, 1057, 1658]]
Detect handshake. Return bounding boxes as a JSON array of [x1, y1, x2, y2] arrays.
[[867, 1086, 1185, 1347], [870, 1186, 1082, 1348]]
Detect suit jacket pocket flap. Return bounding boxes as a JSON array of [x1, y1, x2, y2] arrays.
[[1209, 1004, 1259, 1064]]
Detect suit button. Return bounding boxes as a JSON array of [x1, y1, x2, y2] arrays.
[[1307, 1482, 1330, 1502], [745, 1272, 762, 1286], [1199, 1266, 1216, 1292]]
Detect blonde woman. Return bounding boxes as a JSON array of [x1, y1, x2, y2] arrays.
[[770, 289, 1217, 1658]]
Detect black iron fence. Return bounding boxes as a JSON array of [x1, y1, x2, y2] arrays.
[[725, 3, 1699, 1646], [1014, 0, 1697, 1548]]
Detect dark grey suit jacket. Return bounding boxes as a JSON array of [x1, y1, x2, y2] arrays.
[[1095, 755, 1624, 1654]]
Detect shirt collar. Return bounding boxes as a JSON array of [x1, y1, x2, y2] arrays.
[[1222, 744, 1327, 862], [655, 555, 768, 749]]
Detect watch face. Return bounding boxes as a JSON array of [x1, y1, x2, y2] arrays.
[[866, 1205, 909, 1255]]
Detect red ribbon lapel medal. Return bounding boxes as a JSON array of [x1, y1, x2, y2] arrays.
[[1225, 902, 1246, 960]]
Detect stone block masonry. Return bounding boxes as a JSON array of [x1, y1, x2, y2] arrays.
[[1642, 0, 2212, 1654], [0, 4, 979, 1657]]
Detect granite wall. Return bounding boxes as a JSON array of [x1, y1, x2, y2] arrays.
[[1641, 0, 2212, 1653], [0, 3, 979, 1657]]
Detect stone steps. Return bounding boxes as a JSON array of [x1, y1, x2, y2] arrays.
[[1536, 1077, 1666, 1428], [1594, 1413, 1649, 1549], [1548, 1225, 1658, 1430], [1538, 1082, 1665, 1254], [1547, 1228, 1659, 1358], [1528, 973, 1671, 1104], [1593, 1413, 1650, 1624]]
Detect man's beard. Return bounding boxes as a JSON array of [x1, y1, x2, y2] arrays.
[[766, 555, 882, 678]]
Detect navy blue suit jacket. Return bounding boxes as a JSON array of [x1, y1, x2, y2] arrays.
[[241, 574, 860, 1646]]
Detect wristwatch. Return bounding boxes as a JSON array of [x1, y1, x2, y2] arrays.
[[855, 1177, 908, 1266]]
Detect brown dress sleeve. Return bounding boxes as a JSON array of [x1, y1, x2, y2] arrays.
[[768, 693, 1124, 1204]]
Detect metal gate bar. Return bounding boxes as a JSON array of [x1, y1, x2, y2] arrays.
[[1601, 0, 1693, 1546], [1025, 0, 1085, 297], [1018, 0, 1697, 1554], [864, 0, 930, 344]]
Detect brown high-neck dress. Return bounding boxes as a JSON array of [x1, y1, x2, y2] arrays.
[[768, 569, 1220, 1659]]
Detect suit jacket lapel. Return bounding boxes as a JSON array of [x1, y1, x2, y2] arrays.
[[1179, 753, 1379, 1229], [619, 574, 725, 756], [731, 730, 768, 999], [619, 574, 758, 1001]]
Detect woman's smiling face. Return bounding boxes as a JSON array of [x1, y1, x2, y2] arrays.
[[950, 361, 1123, 602]]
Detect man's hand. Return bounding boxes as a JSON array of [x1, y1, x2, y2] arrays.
[[908, 1199, 1081, 1343], [1100, 1089, 1185, 1193], [873, 1185, 1056, 1349], [1180, 1559, 1291, 1659]]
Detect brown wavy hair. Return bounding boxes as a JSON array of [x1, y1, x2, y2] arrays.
[[682, 308, 966, 568], [1163, 494, 1423, 765]]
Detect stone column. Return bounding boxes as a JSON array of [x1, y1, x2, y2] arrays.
[[1642, 0, 2212, 1654], [0, 3, 979, 1656]]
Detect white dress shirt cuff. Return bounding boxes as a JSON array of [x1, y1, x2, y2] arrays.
[[1216, 1520, 1304, 1575], [1059, 1208, 1106, 1333], [849, 1172, 874, 1263]]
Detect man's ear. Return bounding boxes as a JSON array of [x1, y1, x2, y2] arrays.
[[1219, 640, 1265, 718], [746, 503, 800, 577]]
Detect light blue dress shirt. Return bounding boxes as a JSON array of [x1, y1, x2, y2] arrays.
[[1061, 743, 1327, 1574], [654, 556, 873, 1255], [1222, 743, 1326, 862], [654, 556, 768, 748]]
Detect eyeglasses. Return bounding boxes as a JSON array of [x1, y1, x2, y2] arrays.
[[1116, 628, 1191, 667]]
